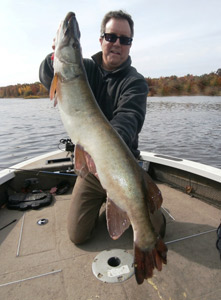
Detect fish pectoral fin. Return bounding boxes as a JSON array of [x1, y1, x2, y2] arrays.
[[49, 73, 58, 100], [106, 198, 130, 240], [134, 238, 167, 285], [143, 170, 163, 213], [74, 144, 89, 178]]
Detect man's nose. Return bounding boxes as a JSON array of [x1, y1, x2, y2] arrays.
[[113, 37, 121, 46]]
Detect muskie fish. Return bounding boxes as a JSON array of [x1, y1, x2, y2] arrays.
[[50, 12, 167, 284]]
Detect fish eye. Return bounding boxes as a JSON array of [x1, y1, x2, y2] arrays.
[[72, 42, 78, 49]]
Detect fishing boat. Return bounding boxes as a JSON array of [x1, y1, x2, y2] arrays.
[[0, 146, 220, 300]]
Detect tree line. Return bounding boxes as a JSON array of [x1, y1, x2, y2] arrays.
[[146, 72, 221, 96], [0, 82, 48, 99], [0, 71, 221, 99]]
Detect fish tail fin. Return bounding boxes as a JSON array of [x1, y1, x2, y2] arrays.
[[134, 238, 167, 284]]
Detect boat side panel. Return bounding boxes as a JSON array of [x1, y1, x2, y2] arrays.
[[149, 163, 221, 208]]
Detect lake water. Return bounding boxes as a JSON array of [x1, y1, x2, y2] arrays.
[[0, 96, 220, 170]]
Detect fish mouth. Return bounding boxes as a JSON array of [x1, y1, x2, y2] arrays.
[[63, 12, 81, 48]]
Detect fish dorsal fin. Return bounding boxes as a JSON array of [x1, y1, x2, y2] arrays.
[[74, 144, 89, 178], [142, 170, 163, 214], [106, 198, 130, 240], [49, 73, 58, 100]]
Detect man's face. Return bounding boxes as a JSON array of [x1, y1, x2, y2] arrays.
[[99, 18, 132, 71]]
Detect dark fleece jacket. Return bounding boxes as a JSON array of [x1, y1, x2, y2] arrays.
[[39, 51, 148, 158]]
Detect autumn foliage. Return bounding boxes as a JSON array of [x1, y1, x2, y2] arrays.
[[146, 72, 221, 97], [0, 72, 221, 98], [0, 82, 48, 98]]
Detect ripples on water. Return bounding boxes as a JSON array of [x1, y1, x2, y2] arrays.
[[139, 96, 221, 168], [0, 98, 68, 169], [0, 96, 220, 170]]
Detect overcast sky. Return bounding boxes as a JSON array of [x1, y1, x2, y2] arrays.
[[0, 0, 220, 87]]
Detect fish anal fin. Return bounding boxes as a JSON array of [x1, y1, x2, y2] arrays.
[[106, 198, 130, 240], [74, 144, 89, 178], [49, 73, 58, 100], [143, 170, 163, 213], [134, 238, 167, 284]]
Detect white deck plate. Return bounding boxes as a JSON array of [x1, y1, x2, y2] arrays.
[[92, 249, 134, 283]]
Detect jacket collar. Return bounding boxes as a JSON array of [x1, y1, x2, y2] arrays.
[[91, 51, 131, 76]]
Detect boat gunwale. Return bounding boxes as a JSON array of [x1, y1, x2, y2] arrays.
[[140, 151, 221, 183], [0, 150, 64, 185], [1, 150, 220, 186]]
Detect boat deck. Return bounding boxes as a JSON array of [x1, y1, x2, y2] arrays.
[[0, 181, 220, 300]]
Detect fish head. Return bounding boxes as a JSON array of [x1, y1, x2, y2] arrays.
[[50, 12, 84, 104], [53, 12, 83, 75]]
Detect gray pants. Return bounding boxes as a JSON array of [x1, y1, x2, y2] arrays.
[[67, 173, 166, 244]]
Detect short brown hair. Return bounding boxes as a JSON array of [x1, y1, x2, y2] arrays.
[[100, 10, 134, 37]]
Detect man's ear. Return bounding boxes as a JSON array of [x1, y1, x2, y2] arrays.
[[99, 37, 103, 47]]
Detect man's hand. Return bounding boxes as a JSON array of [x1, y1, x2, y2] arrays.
[[52, 38, 55, 50]]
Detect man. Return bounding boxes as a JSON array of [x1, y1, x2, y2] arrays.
[[39, 10, 165, 244]]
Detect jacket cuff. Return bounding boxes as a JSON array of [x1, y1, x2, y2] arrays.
[[39, 53, 54, 91]]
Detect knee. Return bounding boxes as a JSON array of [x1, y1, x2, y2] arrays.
[[67, 221, 92, 245], [68, 230, 88, 245], [67, 223, 83, 244]]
